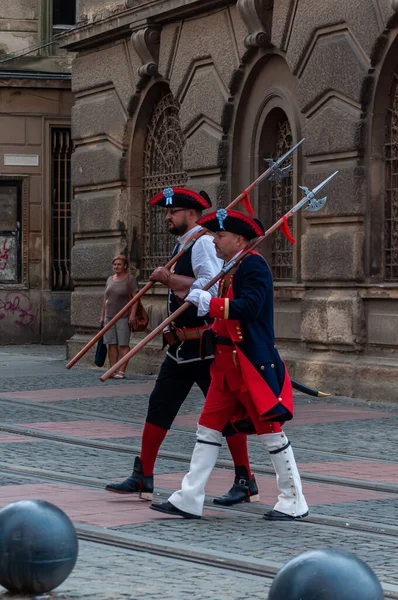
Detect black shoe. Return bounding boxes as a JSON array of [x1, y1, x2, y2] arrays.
[[105, 457, 153, 500], [263, 509, 309, 521], [150, 501, 200, 520], [213, 475, 260, 506]]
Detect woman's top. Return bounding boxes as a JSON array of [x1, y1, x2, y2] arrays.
[[104, 275, 138, 319]]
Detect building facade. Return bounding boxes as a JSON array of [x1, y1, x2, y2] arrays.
[[64, 0, 398, 400], [0, 0, 76, 343]]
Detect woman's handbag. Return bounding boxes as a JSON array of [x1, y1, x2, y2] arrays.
[[94, 335, 107, 367], [127, 275, 149, 332], [132, 299, 149, 332]]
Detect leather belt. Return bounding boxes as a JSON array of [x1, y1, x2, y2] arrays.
[[214, 336, 234, 346], [175, 325, 212, 342]]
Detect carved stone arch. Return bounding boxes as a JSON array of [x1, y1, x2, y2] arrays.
[[229, 53, 303, 282], [126, 81, 187, 279], [368, 34, 398, 283]]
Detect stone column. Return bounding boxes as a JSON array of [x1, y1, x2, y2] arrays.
[[68, 39, 136, 360]]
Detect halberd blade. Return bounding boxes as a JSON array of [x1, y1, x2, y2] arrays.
[[268, 164, 293, 182], [259, 139, 305, 184], [298, 185, 311, 196], [293, 171, 339, 214], [305, 195, 327, 212]]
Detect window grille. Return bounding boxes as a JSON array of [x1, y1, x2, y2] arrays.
[[51, 128, 73, 291], [385, 73, 398, 281], [271, 117, 294, 281], [141, 92, 188, 280], [0, 181, 21, 283]]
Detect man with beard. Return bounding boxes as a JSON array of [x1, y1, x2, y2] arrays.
[[106, 189, 259, 504]]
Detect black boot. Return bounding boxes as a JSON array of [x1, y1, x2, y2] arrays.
[[105, 457, 154, 500], [213, 467, 259, 506]]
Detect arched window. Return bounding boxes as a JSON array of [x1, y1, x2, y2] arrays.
[[258, 108, 294, 281], [271, 116, 294, 281], [385, 74, 398, 281], [141, 92, 187, 280]]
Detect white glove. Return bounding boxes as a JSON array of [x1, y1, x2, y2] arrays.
[[186, 289, 212, 316]]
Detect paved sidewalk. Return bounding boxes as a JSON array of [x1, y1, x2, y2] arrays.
[[0, 345, 397, 599]]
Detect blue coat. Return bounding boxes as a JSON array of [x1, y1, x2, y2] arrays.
[[210, 252, 292, 429]]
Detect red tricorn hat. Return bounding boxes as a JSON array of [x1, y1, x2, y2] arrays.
[[149, 187, 212, 210], [197, 209, 265, 240]]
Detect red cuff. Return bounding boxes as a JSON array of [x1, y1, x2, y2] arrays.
[[209, 298, 230, 320]]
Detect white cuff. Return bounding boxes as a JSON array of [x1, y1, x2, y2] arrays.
[[197, 291, 211, 316], [186, 289, 211, 316]]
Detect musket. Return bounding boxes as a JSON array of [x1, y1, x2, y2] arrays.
[[66, 139, 304, 369], [100, 171, 338, 382]]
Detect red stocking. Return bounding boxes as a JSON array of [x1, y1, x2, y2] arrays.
[[140, 422, 168, 476], [226, 433, 252, 479]]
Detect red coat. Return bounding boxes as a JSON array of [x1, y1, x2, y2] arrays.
[[210, 265, 294, 427]]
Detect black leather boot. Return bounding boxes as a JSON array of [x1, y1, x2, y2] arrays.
[[213, 467, 259, 506], [105, 457, 154, 500]]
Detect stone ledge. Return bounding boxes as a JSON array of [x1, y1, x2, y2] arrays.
[[281, 347, 398, 402]]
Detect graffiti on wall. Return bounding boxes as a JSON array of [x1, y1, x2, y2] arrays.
[[0, 236, 17, 282], [0, 239, 10, 271], [0, 292, 38, 328]]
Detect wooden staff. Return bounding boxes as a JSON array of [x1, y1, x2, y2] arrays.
[[66, 140, 304, 370], [100, 170, 337, 381]]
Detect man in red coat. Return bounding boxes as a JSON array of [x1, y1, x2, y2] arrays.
[[150, 209, 309, 520]]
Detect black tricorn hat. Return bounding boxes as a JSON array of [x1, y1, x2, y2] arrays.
[[149, 187, 212, 210], [197, 209, 264, 240]]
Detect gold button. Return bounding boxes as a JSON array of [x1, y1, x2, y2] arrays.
[[239, 336, 243, 340], [260, 366, 265, 371], [278, 397, 283, 402], [271, 364, 275, 368], [232, 350, 237, 355], [219, 307, 223, 311]]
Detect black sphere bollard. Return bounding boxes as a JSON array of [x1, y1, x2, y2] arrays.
[[268, 549, 384, 600], [0, 499, 78, 594]]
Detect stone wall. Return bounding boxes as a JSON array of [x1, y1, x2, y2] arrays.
[[0, 0, 39, 57], [0, 84, 74, 344], [65, 0, 398, 399]]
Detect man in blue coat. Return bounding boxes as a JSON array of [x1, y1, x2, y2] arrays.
[[150, 209, 309, 520]]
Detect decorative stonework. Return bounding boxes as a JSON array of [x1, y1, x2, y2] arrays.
[[131, 27, 161, 77], [384, 73, 398, 281], [237, 0, 271, 47], [141, 92, 188, 279]]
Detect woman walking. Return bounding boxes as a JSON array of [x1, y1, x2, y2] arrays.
[[100, 255, 138, 379]]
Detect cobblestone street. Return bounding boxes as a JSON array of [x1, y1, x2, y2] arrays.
[[0, 346, 397, 600]]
